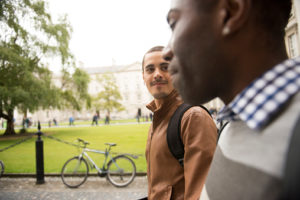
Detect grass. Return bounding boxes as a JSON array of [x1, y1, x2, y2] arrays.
[[0, 123, 150, 174]]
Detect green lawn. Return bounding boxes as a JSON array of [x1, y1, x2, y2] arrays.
[[0, 123, 150, 173]]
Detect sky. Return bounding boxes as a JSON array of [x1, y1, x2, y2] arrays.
[[47, 0, 172, 73]]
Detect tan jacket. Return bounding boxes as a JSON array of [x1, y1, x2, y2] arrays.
[[146, 90, 217, 200]]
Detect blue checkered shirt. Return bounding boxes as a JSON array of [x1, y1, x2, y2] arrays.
[[217, 57, 300, 130]]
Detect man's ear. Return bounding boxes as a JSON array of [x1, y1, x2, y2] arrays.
[[218, 0, 251, 36]]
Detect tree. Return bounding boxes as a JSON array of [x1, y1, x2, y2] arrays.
[[59, 68, 91, 111], [93, 73, 124, 114], [0, 0, 90, 135]]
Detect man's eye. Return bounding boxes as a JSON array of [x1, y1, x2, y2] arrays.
[[146, 68, 154, 72], [170, 21, 177, 30]]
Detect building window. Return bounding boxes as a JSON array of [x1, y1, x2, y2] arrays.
[[288, 33, 299, 58], [137, 92, 141, 101], [124, 93, 129, 101]]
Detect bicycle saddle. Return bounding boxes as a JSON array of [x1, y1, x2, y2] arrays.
[[105, 143, 116, 146]]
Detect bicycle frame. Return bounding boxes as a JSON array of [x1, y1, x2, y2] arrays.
[[78, 147, 115, 173]]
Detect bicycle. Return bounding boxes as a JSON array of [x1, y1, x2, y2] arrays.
[[0, 160, 4, 178], [61, 138, 137, 188]]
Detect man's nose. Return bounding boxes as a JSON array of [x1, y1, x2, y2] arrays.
[[162, 45, 173, 61], [154, 69, 163, 80]]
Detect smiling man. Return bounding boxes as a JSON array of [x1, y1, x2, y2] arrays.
[[163, 0, 299, 199], [143, 46, 217, 200]]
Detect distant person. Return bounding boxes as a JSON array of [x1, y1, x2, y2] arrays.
[[91, 113, 98, 125], [69, 116, 74, 126], [96, 111, 100, 120], [24, 117, 31, 128], [142, 46, 217, 199], [145, 115, 149, 122], [136, 108, 142, 123], [53, 118, 58, 126], [105, 112, 110, 125], [163, 0, 299, 199]]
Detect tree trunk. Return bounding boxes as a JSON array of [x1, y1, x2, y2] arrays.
[[3, 109, 16, 135], [19, 110, 27, 134]]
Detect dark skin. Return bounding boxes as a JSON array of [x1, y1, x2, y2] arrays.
[[163, 0, 288, 105], [219, 26, 288, 103]]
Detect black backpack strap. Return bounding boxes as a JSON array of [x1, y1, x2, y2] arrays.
[[167, 103, 192, 167], [198, 105, 213, 119], [217, 121, 229, 143], [137, 197, 148, 200], [281, 115, 300, 200], [167, 103, 212, 167]]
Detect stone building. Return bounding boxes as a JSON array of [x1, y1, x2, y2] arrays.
[[285, 0, 300, 58], [84, 62, 152, 120]]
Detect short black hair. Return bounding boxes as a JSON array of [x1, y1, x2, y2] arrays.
[[252, 0, 292, 39], [194, 0, 292, 39], [142, 46, 164, 71]]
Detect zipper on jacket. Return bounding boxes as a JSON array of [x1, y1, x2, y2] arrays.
[[148, 130, 154, 197]]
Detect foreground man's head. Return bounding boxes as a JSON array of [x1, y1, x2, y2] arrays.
[[163, 0, 292, 105]]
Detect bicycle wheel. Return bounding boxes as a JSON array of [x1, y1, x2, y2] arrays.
[[61, 156, 89, 188], [107, 155, 136, 187], [0, 161, 4, 178]]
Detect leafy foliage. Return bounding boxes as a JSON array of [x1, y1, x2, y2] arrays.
[[0, 0, 90, 135], [59, 68, 91, 111], [93, 73, 124, 113]]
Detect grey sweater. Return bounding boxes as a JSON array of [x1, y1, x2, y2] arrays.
[[201, 92, 300, 200]]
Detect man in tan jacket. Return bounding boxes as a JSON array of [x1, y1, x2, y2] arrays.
[[142, 46, 217, 200]]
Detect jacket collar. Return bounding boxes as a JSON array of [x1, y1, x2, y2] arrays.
[[146, 90, 182, 114]]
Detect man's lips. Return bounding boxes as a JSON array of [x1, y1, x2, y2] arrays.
[[150, 80, 168, 86], [154, 83, 165, 86]]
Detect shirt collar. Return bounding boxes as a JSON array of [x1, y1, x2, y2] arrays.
[[218, 57, 300, 130]]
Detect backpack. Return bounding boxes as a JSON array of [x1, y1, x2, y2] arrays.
[[166, 103, 213, 167]]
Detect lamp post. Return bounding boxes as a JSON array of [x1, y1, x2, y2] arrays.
[[36, 121, 45, 184]]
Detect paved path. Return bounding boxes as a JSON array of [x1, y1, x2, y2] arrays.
[[0, 176, 148, 200]]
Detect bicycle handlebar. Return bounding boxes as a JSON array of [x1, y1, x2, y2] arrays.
[[77, 138, 90, 146]]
